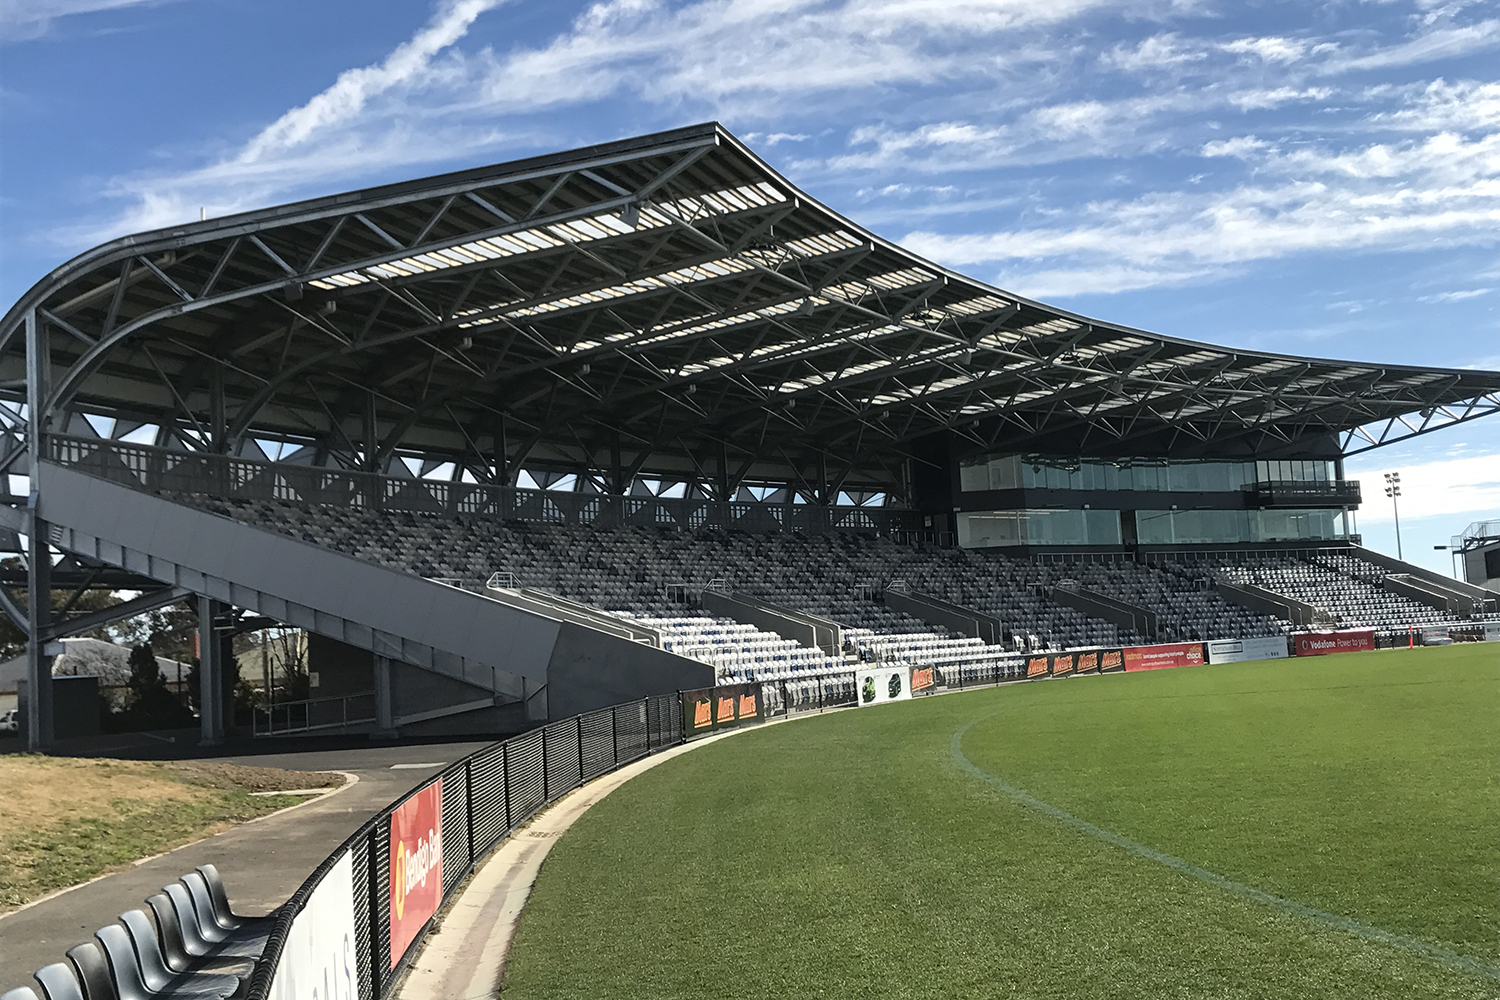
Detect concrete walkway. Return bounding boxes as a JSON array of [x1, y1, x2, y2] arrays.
[[1, 741, 487, 987], [396, 719, 810, 1000]]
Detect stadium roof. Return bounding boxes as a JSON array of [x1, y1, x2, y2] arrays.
[[3, 122, 1499, 495]]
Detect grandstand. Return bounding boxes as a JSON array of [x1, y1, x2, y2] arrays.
[[3, 121, 1500, 750]]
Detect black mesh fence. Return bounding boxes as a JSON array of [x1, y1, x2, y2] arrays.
[[245, 685, 842, 1000], [244, 693, 731, 1000]]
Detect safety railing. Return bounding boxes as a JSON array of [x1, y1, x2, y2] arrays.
[[45, 434, 923, 535], [245, 692, 690, 1000], [251, 690, 377, 736]]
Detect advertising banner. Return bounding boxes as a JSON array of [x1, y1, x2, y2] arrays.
[[1049, 653, 1075, 677], [1206, 636, 1290, 665], [1074, 651, 1100, 674], [1123, 642, 1206, 672], [684, 684, 761, 733], [269, 850, 357, 1000], [684, 689, 714, 732], [856, 666, 911, 706], [1486, 623, 1500, 642], [910, 665, 936, 695], [389, 779, 444, 969], [1293, 630, 1375, 656], [1099, 649, 1124, 673], [1026, 656, 1050, 678]]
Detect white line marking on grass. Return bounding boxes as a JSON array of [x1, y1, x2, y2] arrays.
[[950, 718, 1500, 985], [390, 762, 447, 769]]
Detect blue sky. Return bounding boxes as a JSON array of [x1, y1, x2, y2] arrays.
[[2, 0, 1498, 575]]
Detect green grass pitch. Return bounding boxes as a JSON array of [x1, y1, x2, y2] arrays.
[[502, 644, 1500, 998]]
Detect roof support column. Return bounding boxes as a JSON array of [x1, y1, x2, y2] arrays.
[[197, 595, 227, 746], [24, 309, 54, 750]]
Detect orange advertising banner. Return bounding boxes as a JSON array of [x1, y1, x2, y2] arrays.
[[690, 694, 712, 729], [715, 694, 736, 725], [1101, 649, 1124, 672], [1026, 656, 1049, 678], [910, 666, 935, 693], [738, 693, 758, 718], [1050, 653, 1075, 677], [388, 779, 443, 969], [1123, 642, 1206, 672], [1076, 651, 1098, 674]]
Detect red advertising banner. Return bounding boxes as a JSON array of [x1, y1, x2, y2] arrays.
[[1293, 630, 1376, 656], [388, 779, 443, 969], [1123, 642, 1206, 672]]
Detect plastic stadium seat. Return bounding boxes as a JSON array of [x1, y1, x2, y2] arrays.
[[195, 866, 270, 933], [160, 885, 261, 960], [146, 895, 254, 979], [180, 875, 270, 950], [32, 965, 85, 1000], [91, 926, 158, 1000], [117, 910, 241, 995], [63, 944, 115, 1000]]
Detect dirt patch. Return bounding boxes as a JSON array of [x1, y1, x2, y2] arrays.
[[161, 760, 344, 793], [0, 756, 345, 912]]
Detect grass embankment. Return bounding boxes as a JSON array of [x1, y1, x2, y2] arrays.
[[0, 756, 342, 912], [503, 643, 1500, 1000]]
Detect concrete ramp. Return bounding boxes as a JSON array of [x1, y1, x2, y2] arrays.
[[36, 461, 711, 727]]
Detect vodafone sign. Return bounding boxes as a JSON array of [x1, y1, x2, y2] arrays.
[[388, 779, 444, 969], [1293, 630, 1375, 656]]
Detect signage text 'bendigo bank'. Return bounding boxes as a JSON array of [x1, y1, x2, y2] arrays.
[[388, 779, 444, 969]]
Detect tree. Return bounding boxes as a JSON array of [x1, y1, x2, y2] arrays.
[[115, 641, 191, 731]]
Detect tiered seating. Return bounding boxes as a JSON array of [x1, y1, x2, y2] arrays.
[[625, 615, 840, 682], [180, 494, 1371, 651], [1203, 554, 1448, 630], [1065, 562, 1286, 640], [13, 866, 266, 1000], [846, 628, 1020, 676]]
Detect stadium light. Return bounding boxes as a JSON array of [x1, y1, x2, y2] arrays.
[[1383, 471, 1403, 560]]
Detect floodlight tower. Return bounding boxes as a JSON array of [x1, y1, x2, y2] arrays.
[[1384, 471, 1404, 560]]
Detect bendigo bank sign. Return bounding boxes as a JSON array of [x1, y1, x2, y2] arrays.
[[388, 779, 444, 969]]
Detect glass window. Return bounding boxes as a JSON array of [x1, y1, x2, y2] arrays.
[[958, 509, 1123, 547], [959, 461, 988, 492]]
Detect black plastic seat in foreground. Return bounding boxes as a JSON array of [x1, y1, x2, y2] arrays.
[[118, 911, 241, 996], [161, 886, 260, 960], [32, 964, 85, 1000], [64, 943, 115, 1000], [194, 866, 272, 933], [145, 895, 253, 978], [179, 876, 269, 951]]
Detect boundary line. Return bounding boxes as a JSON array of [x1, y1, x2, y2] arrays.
[[950, 717, 1500, 984]]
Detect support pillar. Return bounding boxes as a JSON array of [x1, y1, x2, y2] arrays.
[[373, 654, 395, 734], [25, 516, 53, 750], [198, 595, 226, 745], [24, 308, 53, 750]]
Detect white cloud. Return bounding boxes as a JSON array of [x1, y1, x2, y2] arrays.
[[1343, 454, 1500, 524], [1327, 18, 1500, 73], [0, 0, 179, 41], [1417, 287, 1493, 302]]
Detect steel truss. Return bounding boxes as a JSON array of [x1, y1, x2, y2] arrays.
[[4, 123, 1500, 750]]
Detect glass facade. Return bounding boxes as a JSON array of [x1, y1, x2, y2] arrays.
[[1134, 509, 1348, 545], [956, 509, 1124, 548], [958, 507, 1348, 548], [958, 454, 1338, 493]]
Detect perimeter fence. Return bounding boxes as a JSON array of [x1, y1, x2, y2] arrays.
[[242, 681, 864, 1000]]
